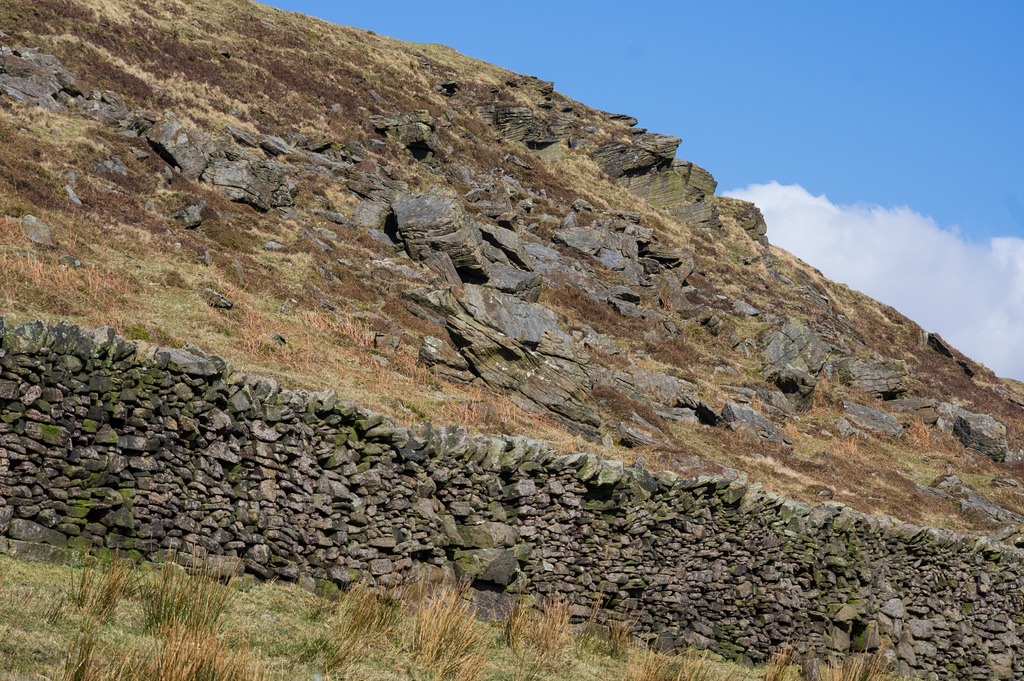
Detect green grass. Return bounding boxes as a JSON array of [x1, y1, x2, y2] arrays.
[[0, 554, 766, 681]]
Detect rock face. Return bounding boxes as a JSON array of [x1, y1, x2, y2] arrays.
[[146, 112, 217, 179], [760, 317, 831, 375], [0, 46, 81, 110], [391, 188, 488, 280], [829, 357, 908, 399], [842, 401, 904, 438], [4, 320, 1024, 680], [201, 157, 297, 211], [953, 412, 1010, 462], [370, 110, 438, 162], [721, 402, 786, 444]]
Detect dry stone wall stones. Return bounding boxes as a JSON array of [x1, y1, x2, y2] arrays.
[[4, 319, 1024, 679]]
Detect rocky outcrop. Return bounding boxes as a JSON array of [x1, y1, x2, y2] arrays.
[[953, 412, 1011, 462], [5, 320, 1024, 679], [146, 112, 218, 179], [0, 46, 81, 110], [201, 155, 297, 210], [760, 317, 832, 375], [843, 401, 904, 438], [769, 367, 818, 411], [370, 110, 439, 162], [592, 133, 719, 225], [829, 357, 909, 400], [721, 402, 786, 444], [406, 287, 600, 437]]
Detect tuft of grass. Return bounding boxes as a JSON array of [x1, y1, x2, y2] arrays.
[[59, 623, 103, 681], [141, 554, 235, 635], [822, 652, 898, 681], [71, 556, 138, 624], [304, 582, 405, 673], [624, 647, 725, 681], [111, 622, 267, 681], [412, 584, 489, 681], [762, 644, 798, 681], [606, 613, 638, 659]]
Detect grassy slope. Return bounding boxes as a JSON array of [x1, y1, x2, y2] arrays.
[[1, 0, 1024, 535]]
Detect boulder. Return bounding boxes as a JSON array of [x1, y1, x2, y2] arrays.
[[201, 287, 234, 310], [200, 158, 296, 211], [146, 112, 216, 179], [553, 226, 605, 255], [652, 272, 691, 310], [843, 402, 903, 438], [830, 357, 908, 399], [759, 317, 831, 375], [934, 476, 1024, 525], [18, 215, 54, 246], [721, 402, 786, 444], [953, 412, 1010, 462], [370, 110, 438, 162], [418, 336, 475, 384], [478, 223, 534, 270], [452, 548, 518, 586], [391, 188, 487, 280], [889, 397, 941, 425], [453, 285, 565, 347], [353, 200, 393, 232], [0, 48, 74, 110], [769, 367, 818, 411], [482, 263, 542, 302]]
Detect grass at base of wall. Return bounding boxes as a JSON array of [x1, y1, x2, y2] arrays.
[[0, 554, 769, 681]]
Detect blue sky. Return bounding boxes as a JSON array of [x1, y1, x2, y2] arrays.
[[265, 0, 1024, 377]]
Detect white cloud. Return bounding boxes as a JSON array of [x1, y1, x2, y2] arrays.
[[725, 182, 1024, 380]]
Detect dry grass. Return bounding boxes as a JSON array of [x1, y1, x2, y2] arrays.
[[61, 621, 267, 681], [762, 644, 798, 681], [412, 584, 489, 681], [624, 648, 723, 681], [141, 555, 235, 635], [70, 556, 137, 624], [503, 594, 573, 671], [821, 652, 898, 681], [303, 582, 404, 673]]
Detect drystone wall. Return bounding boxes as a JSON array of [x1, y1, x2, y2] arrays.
[[1, 319, 1023, 680]]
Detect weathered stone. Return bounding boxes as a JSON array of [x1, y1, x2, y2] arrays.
[[721, 402, 786, 444], [759, 318, 831, 375], [370, 110, 438, 162], [553, 226, 605, 255], [201, 158, 296, 211], [843, 402, 903, 438], [146, 112, 215, 179], [453, 548, 518, 586], [391, 188, 487, 279], [770, 367, 817, 411], [830, 357, 908, 399], [418, 336, 475, 384], [8, 519, 67, 548], [953, 412, 1010, 462]]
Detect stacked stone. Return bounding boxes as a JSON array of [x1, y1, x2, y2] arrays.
[[3, 319, 1024, 679]]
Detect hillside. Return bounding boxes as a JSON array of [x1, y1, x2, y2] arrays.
[[3, 0, 1024, 541]]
